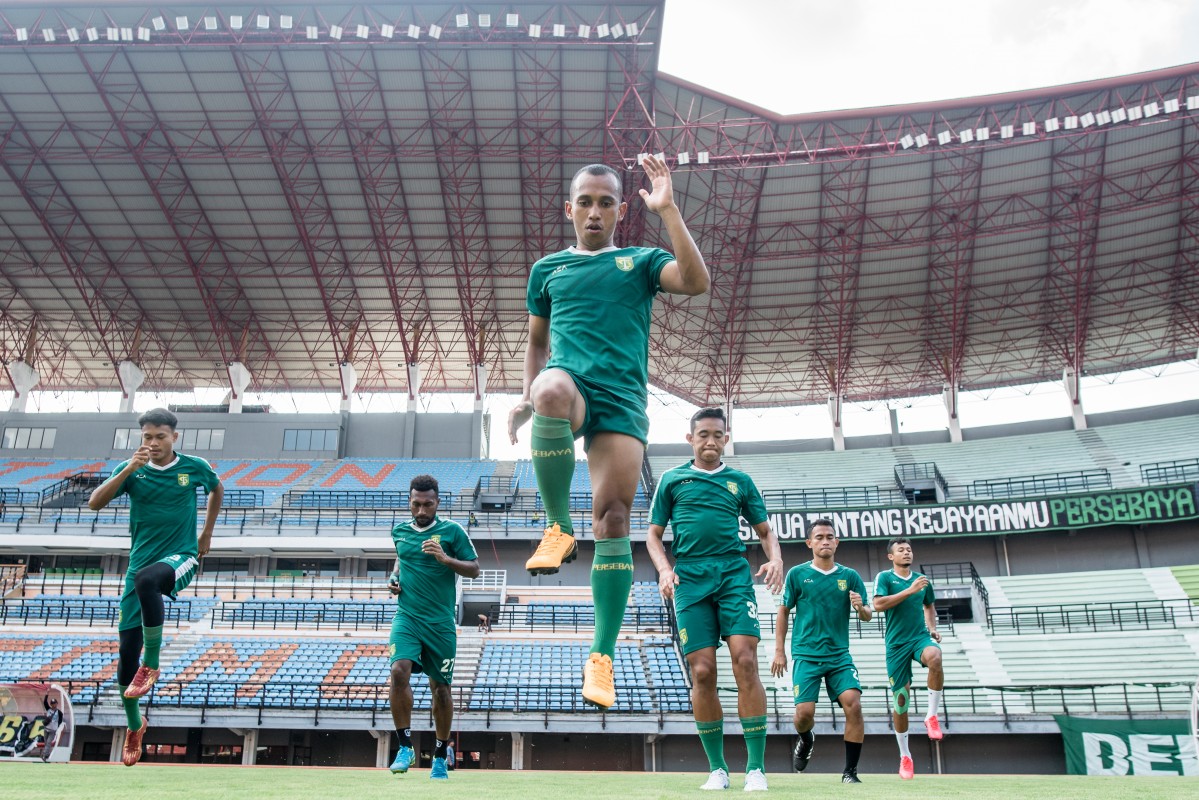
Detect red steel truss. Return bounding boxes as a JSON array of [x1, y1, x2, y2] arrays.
[[0, 1, 1194, 407]]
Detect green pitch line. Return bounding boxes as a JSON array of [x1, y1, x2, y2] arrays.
[[1, 763, 1196, 800]]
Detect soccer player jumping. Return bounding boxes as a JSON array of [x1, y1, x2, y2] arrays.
[[88, 408, 223, 767], [872, 537, 944, 779], [509, 155, 709, 708]]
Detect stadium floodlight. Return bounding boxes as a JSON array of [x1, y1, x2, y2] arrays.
[[428, 24, 442, 39], [456, 13, 469, 27], [1164, 98, 1180, 113], [1079, 112, 1095, 128], [258, 16, 271, 30], [152, 17, 166, 31], [1022, 121, 1037, 135], [106, 27, 118, 40], [1044, 117, 1060, 132], [654, 151, 665, 162], [677, 151, 690, 165], [329, 25, 343, 39], [958, 128, 974, 143], [1127, 105, 1143, 121], [612, 23, 625, 38], [1063, 115, 1077, 130], [1187, 96, 1199, 110], [1143, 101, 1160, 117], [356, 24, 370, 39], [553, 23, 566, 37], [507, 13, 519, 27], [1096, 110, 1112, 125], [899, 134, 914, 149], [529, 24, 542, 38], [478, 14, 491, 27], [204, 16, 218, 30], [137, 26, 150, 41], [914, 133, 929, 147], [86, 27, 98, 41], [230, 16, 243, 30], [66, 27, 79, 42], [41, 28, 55, 42], [937, 131, 952, 145], [579, 24, 591, 38], [976, 127, 990, 140], [1000, 124, 1014, 138], [280, 16, 293, 30], [381, 24, 394, 38], [1110, 107, 1127, 123], [627, 22, 639, 36], [408, 24, 421, 39], [306, 25, 319, 39], [697, 150, 710, 164], [636, 152, 647, 165], [597, 23, 610, 37], [121, 27, 134, 40], [176, 16, 189, 30]]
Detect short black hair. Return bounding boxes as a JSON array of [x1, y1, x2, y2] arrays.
[[138, 408, 178, 430], [570, 163, 622, 196], [806, 518, 835, 538], [887, 536, 911, 554], [690, 407, 726, 431], [410, 474, 439, 496]]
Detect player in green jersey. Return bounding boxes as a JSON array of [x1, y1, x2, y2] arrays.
[[508, 155, 710, 708], [386, 475, 479, 781], [87, 408, 223, 767], [771, 519, 871, 784], [872, 537, 944, 780], [647, 407, 783, 792]]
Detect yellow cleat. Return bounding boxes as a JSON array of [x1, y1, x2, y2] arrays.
[[525, 523, 578, 576], [582, 652, 616, 709]]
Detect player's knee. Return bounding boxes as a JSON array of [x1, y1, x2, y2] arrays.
[[133, 565, 164, 594], [926, 650, 943, 670], [841, 693, 863, 717], [690, 659, 717, 689], [730, 650, 759, 683], [530, 375, 576, 415], [794, 708, 814, 729], [593, 503, 630, 533], [389, 662, 411, 685], [431, 683, 452, 704]]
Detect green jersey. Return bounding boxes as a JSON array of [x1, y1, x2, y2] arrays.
[[874, 569, 935, 650], [781, 561, 867, 661], [649, 461, 768, 559], [390, 516, 478, 627], [526, 246, 674, 402], [110, 453, 220, 573]]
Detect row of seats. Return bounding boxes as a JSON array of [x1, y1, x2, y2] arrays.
[[0, 596, 217, 624]]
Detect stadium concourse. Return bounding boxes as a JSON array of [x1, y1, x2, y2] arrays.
[[0, 0, 1198, 778]]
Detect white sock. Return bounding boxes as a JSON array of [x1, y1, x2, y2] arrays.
[[926, 689, 942, 718], [896, 730, 911, 758]]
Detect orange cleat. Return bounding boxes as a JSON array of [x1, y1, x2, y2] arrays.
[[122, 719, 148, 767], [899, 755, 915, 780], [924, 714, 943, 740], [525, 523, 578, 576], [582, 652, 616, 709], [123, 666, 160, 699]]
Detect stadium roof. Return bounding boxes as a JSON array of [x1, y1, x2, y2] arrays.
[[0, 1, 1196, 407]]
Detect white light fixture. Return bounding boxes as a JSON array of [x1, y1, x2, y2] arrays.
[[1110, 107, 1127, 123], [106, 27, 118, 40], [66, 27, 79, 42], [456, 14, 469, 27], [697, 150, 710, 164], [627, 22, 639, 36], [578, 24, 591, 38], [1063, 115, 1077, 130], [1187, 96, 1199, 110], [204, 17, 218, 31], [976, 127, 990, 140], [356, 24, 370, 39], [612, 23, 625, 38], [1079, 112, 1095, 127], [137, 26, 150, 41], [553, 23, 566, 37], [120, 27, 133, 41], [899, 134, 915, 149], [958, 128, 974, 143], [1000, 124, 1014, 138], [1095, 109, 1112, 125], [654, 151, 665, 162], [258, 15, 270, 30], [1022, 121, 1037, 135], [15, 27, 28, 41], [636, 153, 647, 165], [1143, 101, 1159, 117], [152, 17, 166, 31], [506, 13, 519, 27], [408, 24, 421, 39], [936, 130, 952, 145], [381, 24, 394, 38], [597, 23, 610, 37], [1044, 117, 1060, 132], [42, 28, 55, 42], [306, 25, 319, 39], [1127, 105, 1143, 121], [280, 16, 293, 30], [529, 24, 541, 38], [329, 24, 343, 39], [428, 24, 442, 39], [478, 14, 491, 27], [1164, 98, 1180, 113], [677, 151, 690, 165], [230, 16, 243, 30], [86, 27, 98, 41], [914, 133, 929, 147], [176, 16, 189, 30]]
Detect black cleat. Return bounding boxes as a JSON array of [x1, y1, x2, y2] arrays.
[[841, 769, 862, 784], [792, 731, 815, 772]]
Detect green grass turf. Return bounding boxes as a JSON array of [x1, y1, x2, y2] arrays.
[[1, 763, 1197, 800]]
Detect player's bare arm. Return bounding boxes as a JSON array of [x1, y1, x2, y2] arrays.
[[508, 314, 551, 444], [750, 521, 785, 594], [421, 538, 481, 579], [850, 590, 872, 621], [872, 575, 929, 611], [641, 155, 710, 297], [87, 446, 151, 510], [770, 607, 790, 677], [925, 603, 941, 642], [198, 480, 224, 557], [645, 523, 679, 601]]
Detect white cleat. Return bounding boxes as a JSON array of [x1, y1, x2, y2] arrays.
[[701, 768, 730, 790], [743, 769, 768, 792]]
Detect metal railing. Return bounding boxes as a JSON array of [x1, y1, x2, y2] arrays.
[[0, 596, 196, 627], [987, 598, 1199, 635], [761, 486, 908, 509], [20, 571, 396, 601], [487, 603, 671, 634], [894, 462, 949, 496], [968, 469, 1111, 500], [211, 601, 392, 631], [1140, 458, 1199, 485], [922, 561, 990, 610]]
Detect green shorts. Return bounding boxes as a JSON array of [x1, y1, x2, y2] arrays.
[[674, 556, 761, 655], [791, 655, 861, 705], [887, 637, 940, 712], [565, 371, 649, 450], [118, 553, 199, 631], [389, 611, 457, 685]]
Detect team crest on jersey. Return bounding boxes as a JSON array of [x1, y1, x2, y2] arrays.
[[178, 474, 190, 487], [726, 481, 738, 495], [430, 535, 442, 544], [615, 256, 634, 271], [838, 579, 847, 591], [679, 628, 688, 645]]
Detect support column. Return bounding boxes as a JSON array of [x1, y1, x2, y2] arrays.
[[5, 360, 39, 413], [942, 383, 963, 443], [227, 362, 252, 414], [406, 363, 422, 413], [372, 730, 391, 769], [338, 362, 357, 413], [827, 394, 845, 451], [1063, 367, 1086, 429], [117, 361, 145, 414], [240, 729, 258, 765], [109, 728, 124, 763], [511, 731, 527, 770], [889, 407, 901, 447], [472, 363, 488, 458]]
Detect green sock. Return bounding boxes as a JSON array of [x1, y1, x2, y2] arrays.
[[697, 718, 727, 772], [142, 625, 164, 670], [590, 537, 633, 657], [741, 714, 768, 773], [530, 414, 576, 534], [120, 688, 142, 730]]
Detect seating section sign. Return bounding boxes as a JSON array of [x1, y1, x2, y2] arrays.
[[1056, 715, 1198, 776], [0, 683, 72, 763], [739, 483, 1199, 541]]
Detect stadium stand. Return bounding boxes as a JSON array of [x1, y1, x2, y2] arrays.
[[0, 595, 216, 627], [470, 640, 650, 713], [212, 599, 394, 630], [0, 634, 118, 704]]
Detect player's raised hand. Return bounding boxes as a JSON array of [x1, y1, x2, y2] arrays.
[[658, 567, 680, 601], [756, 558, 784, 595], [911, 575, 930, 593], [769, 652, 788, 679], [421, 538, 448, 563], [508, 400, 534, 444], [638, 154, 676, 215], [130, 445, 151, 470], [849, 590, 864, 611]]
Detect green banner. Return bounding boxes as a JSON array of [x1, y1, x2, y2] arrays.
[[737, 483, 1199, 542], [1055, 715, 1198, 776]]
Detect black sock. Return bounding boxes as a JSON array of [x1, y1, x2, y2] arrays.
[[800, 730, 814, 745], [844, 740, 862, 772], [397, 728, 411, 747], [435, 739, 448, 759]]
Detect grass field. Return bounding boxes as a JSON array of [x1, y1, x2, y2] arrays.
[[1, 762, 1197, 800]]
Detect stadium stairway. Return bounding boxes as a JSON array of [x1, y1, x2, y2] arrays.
[[452, 630, 486, 707], [1076, 429, 1138, 488], [1168, 565, 1199, 604], [284, 461, 342, 501]]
